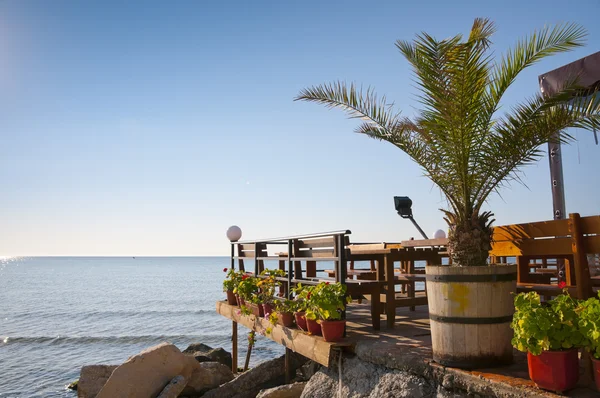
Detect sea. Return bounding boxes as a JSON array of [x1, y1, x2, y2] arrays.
[[0, 257, 285, 398]]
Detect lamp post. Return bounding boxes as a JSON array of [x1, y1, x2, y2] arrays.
[[393, 196, 429, 240]]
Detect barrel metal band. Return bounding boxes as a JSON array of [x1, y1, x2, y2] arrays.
[[425, 272, 517, 283], [429, 314, 513, 324]]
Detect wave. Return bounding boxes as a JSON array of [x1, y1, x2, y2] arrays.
[[2, 309, 214, 319], [1, 334, 227, 346]]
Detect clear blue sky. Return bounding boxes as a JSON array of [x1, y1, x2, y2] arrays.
[[1, 0, 599, 256]]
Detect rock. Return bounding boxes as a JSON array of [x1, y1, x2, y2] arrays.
[[182, 362, 234, 396], [183, 343, 214, 354], [192, 348, 232, 369], [67, 380, 78, 391], [300, 356, 464, 398], [183, 343, 233, 369], [77, 365, 117, 398], [256, 382, 307, 398], [202, 352, 308, 398], [436, 385, 471, 398], [96, 343, 203, 398], [298, 361, 320, 381], [157, 375, 189, 398]]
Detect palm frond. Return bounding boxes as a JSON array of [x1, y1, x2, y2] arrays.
[[296, 19, 596, 231]]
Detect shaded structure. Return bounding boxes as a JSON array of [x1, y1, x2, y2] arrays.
[[538, 51, 600, 221]]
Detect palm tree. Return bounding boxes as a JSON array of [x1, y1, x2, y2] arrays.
[[296, 18, 600, 267]]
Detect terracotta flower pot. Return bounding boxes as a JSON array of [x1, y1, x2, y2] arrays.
[[592, 357, 600, 391], [248, 303, 264, 317], [527, 349, 579, 393], [306, 317, 322, 336], [261, 303, 274, 317], [295, 312, 307, 331], [278, 312, 294, 328], [321, 319, 346, 342], [226, 290, 237, 306], [236, 295, 245, 306]]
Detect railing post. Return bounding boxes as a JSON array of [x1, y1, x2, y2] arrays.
[[287, 239, 293, 299], [254, 243, 259, 276], [337, 234, 347, 325]]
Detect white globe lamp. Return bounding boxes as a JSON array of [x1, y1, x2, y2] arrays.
[[226, 225, 242, 242], [433, 229, 446, 239]]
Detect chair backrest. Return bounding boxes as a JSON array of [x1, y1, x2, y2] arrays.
[[293, 235, 350, 258], [236, 243, 267, 272], [491, 213, 600, 299], [491, 214, 600, 257]]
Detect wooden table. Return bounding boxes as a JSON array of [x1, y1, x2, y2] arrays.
[[348, 242, 447, 328]]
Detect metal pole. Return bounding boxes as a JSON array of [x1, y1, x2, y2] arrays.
[[548, 136, 567, 220], [408, 216, 429, 240]]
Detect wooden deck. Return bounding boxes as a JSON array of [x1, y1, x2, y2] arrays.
[[216, 300, 599, 397]]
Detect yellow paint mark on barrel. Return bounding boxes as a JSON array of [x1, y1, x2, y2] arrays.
[[448, 283, 470, 312]]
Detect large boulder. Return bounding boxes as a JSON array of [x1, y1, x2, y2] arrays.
[[300, 356, 467, 398], [157, 375, 189, 398], [182, 362, 235, 396], [96, 343, 203, 398], [183, 343, 233, 369], [183, 343, 214, 354], [256, 382, 307, 398], [202, 353, 308, 398], [77, 365, 118, 398]]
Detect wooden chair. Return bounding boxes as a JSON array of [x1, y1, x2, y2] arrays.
[[490, 213, 599, 299]]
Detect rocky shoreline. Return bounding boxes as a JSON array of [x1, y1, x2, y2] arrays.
[[73, 341, 483, 398]]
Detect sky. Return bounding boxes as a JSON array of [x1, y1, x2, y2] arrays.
[[1, 0, 599, 256]]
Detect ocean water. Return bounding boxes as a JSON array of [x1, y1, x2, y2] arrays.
[[0, 257, 284, 397]]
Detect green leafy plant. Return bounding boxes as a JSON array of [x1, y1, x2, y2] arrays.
[[222, 268, 243, 292], [305, 282, 351, 321], [511, 291, 585, 355], [256, 269, 284, 304], [577, 293, 600, 359], [292, 283, 314, 312], [296, 19, 600, 266], [274, 299, 299, 314], [237, 275, 259, 302]]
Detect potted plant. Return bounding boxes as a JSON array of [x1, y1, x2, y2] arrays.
[[222, 268, 242, 305], [296, 19, 600, 367], [511, 291, 584, 393], [258, 269, 285, 316], [237, 275, 260, 316], [577, 293, 600, 390], [273, 299, 298, 328], [305, 282, 350, 342], [292, 284, 312, 332]]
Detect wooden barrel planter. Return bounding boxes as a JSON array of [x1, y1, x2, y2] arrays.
[[425, 264, 517, 369]]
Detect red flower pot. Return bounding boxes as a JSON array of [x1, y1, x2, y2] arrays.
[[295, 312, 307, 331], [321, 320, 346, 342], [278, 312, 294, 328], [248, 303, 264, 317], [592, 357, 600, 391], [226, 290, 237, 306], [306, 317, 322, 336], [527, 349, 579, 393], [261, 303, 274, 317]]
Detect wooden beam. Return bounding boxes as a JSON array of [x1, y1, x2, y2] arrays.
[[216, 301, 352, 367], [232, 321, 238, 373], [493, 219, 570, 240], [569, 213, 594, 299], [400, 238, 448, 247]]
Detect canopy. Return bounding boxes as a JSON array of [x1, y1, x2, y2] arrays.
[[539, 51, 600, 96]]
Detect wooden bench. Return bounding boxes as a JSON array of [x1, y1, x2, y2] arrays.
[[230, 230, 384, 330], [490, 213, 600, 299]]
